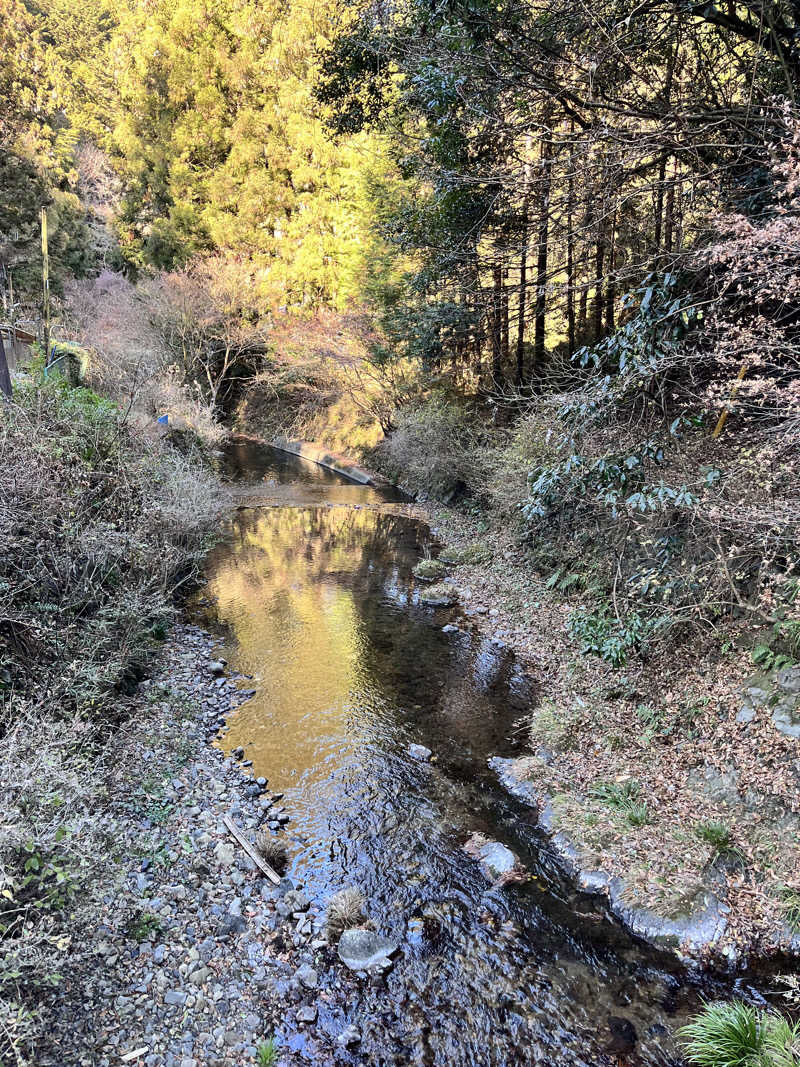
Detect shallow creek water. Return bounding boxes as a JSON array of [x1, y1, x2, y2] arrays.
[[197, 440, 722, 1066]]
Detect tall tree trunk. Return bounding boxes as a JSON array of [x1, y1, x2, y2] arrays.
[[664, 167, 676, 254], [491, 263, 503, 386], [654, 151, 668, 251], [532, 135, 553, 384], [516, 203, 528, 387], [605, 209, 617, 333], [592, 224, 605, 341], [0, 332, 12, 399], [566, 130, 576, 357], [515, 137, 533, 387], [654, 36, 678, 252], [578, 285, 588, 342], [501, 265, 510, 365]]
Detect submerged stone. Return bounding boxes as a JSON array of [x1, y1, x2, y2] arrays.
[[337, 928, 398, 971], [408, 743, 432, 762]]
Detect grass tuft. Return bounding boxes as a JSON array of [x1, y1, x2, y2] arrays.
[[680, 1001, 800, 1067], [589, 780, 650, 827], [695, 821, 735, 853], [255, 830, 289, 872], [325, 887, 367, 943]]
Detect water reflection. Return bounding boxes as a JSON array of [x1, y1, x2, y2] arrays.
[[217, 437, 407, 506], [199, 498, 696, 1066]]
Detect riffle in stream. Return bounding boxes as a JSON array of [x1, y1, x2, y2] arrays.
[[194, 439, 731, 1066]]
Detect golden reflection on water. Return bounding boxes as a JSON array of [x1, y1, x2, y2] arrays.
[[204, 506, 420, 789]]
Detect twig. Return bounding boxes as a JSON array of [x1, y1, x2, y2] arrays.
[[222, 814, 280, 885]]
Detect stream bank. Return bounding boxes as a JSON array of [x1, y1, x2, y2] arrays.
[[36, 624, 337, 1066], [405, 501, 800, 973]]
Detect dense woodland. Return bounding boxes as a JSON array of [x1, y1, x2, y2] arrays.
[[4, 0, 798, 658], [2, 2, 800, 1064]]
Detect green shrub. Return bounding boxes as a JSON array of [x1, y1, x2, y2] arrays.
[[567, 608, 663, 667], [680, 1001, 800, 1067]]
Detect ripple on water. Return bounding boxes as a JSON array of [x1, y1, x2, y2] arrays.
[[195, 442, 699, 1066]]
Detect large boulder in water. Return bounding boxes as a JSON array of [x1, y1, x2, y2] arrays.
[[337, 928, 398, 971]]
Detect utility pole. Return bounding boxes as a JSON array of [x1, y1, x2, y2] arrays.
[[0, 263, 13, 399], [0, 331, 11, 399], [41, 206, 51, 364]]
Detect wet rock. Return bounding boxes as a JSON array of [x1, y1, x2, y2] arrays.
[[408, 743, 432, 762], [336, 1025, 361, 1047], [463, 832, 525, 885], [607, 1016, 637, 1054], [337, 928, 399, 971], [294, 964, 318, 990], [772, 668, 800, 738]]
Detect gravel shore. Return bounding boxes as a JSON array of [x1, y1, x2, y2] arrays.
[[37, 623, 355, 1067]]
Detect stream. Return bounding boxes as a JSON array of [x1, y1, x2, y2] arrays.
[[196, 439, 726, 1066]]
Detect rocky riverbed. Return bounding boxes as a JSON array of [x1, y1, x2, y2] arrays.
[[37, 624, 384, 1067]]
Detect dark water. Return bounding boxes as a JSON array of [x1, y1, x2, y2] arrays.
[[217, 438, 407, 507], [199, 441, 712, 1066]]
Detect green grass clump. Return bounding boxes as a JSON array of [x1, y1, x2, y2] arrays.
[[779, 886, 800, 932], [624, 800, 651, 827], [680, 1001, 800, 1067], [126, 911, 162, 943], [590, 780, 641, 807], [589, 780, 650, 827], [695, 820, 735, 853], [530, 700, 577, 751], [413, 558, 447, 581], [256, 1038, 278, 1066]]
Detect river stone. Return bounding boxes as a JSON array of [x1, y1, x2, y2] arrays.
[[337, 929, 398, 971], [294, 964, 318, 989], [209, 661, 225, 675], [336, 1025, 361, 1047], [474, 840, 518, 881], [408, 744, 432, 762]]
